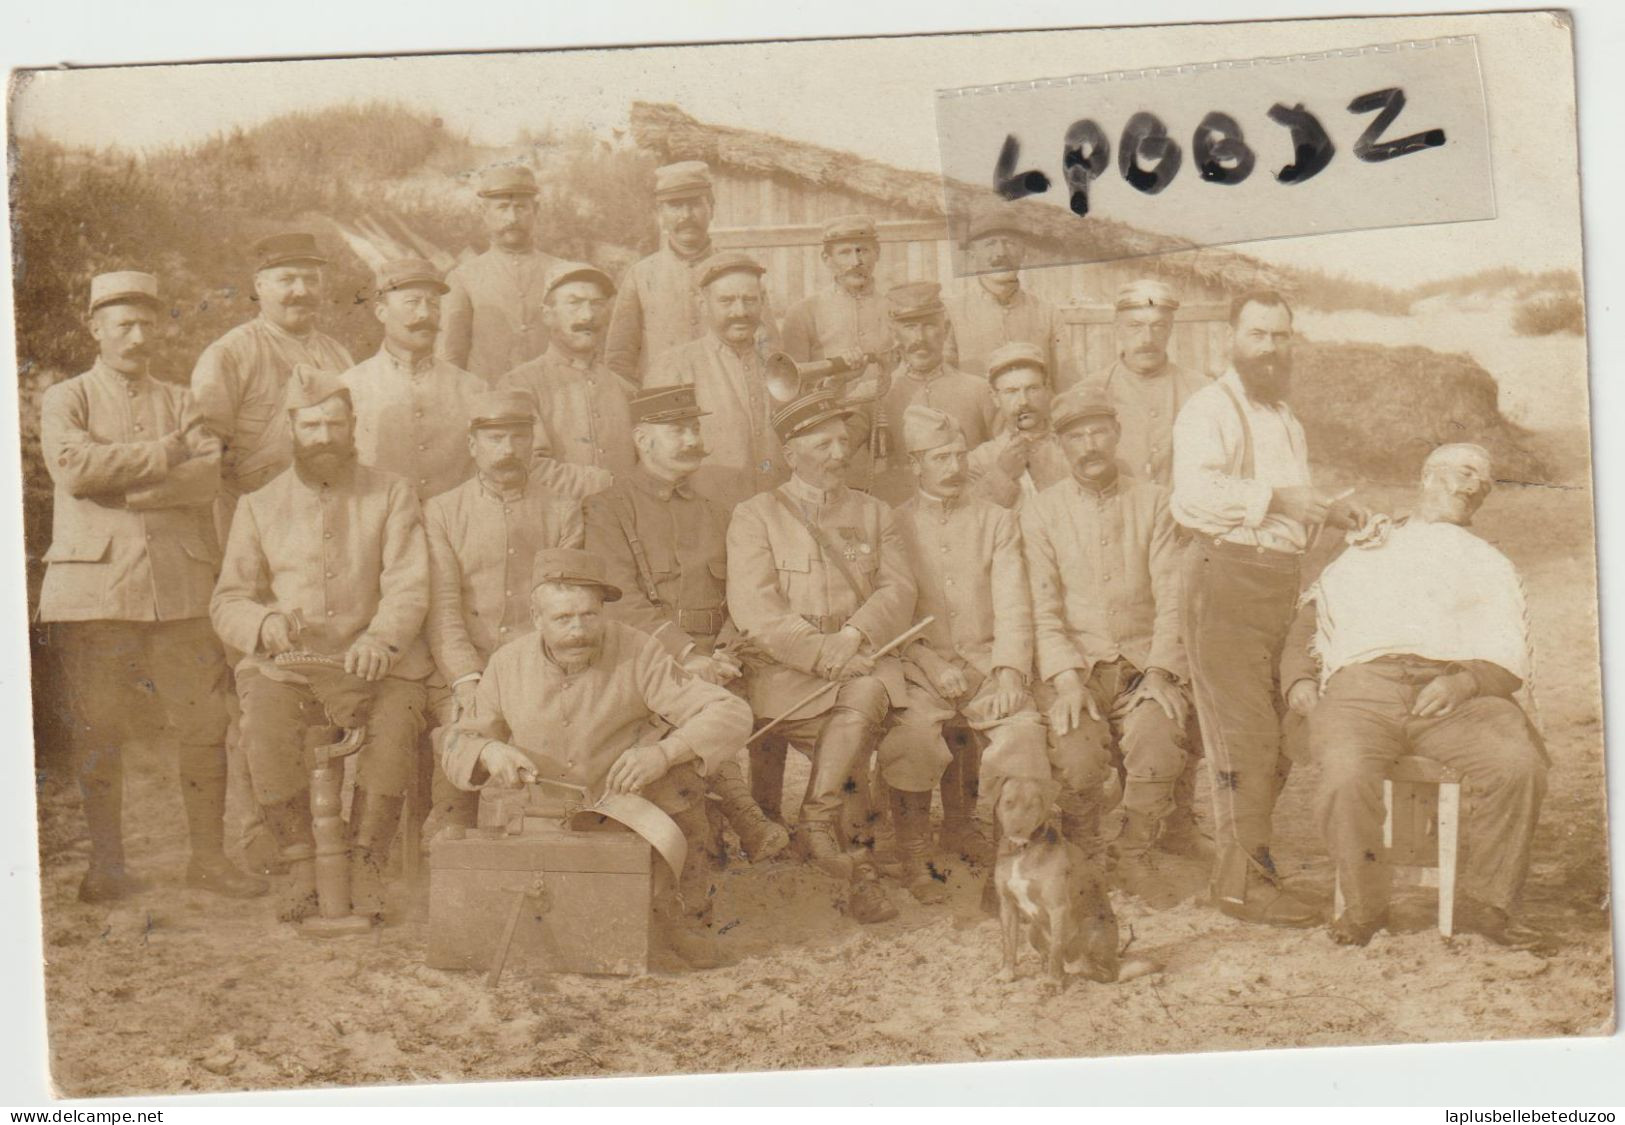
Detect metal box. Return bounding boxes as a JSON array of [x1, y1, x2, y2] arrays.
[[426, 822, 652, 976]]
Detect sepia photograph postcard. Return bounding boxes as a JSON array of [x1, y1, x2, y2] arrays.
[[1, 3, 1617, 1105]]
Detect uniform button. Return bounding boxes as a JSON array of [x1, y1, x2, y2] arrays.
[[945, 579, 955, 587], [419, 478, 428, 486], [508, 548, 516, 556], [418, 444, 427, 452], [325, 571, 335, 579], [505, 589, 513, 597], [326, 610, 335, 617], [134, 424, 144, 432], [324, 532, 333, 540], [499, 626, 509, 633], [1103, 574, 1113, 583], [414, 410, 424, 419]]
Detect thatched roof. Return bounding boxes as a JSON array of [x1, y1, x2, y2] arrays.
[[630, 101, 1288, 296]]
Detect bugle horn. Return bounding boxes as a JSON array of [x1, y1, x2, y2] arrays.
[[762, 349, 894, 406]]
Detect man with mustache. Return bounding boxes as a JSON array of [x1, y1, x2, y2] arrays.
[[879, 406, 1046, 891], [212, 367, 432, 923], [1087, 279, 1210, 486], [727, 386, 917, 924], [1279, 444, 1548, 951], [423, 389, 585, 835], [1021, 388, 1197, 906], [943, 211, 1077, 391], [342, 258, 487, 502], [442, 548, 755, 969], [39, 272, 265, 903], [645, 251, 788, 510], [872, 282, 996, 505], [1170, 290, 1365, 926], [966, 342, 1072, 509], [503, 263, 634, 486], [437, 165, 564, 383], [780, 215, 894, 494], [583, 384, 790, 862]]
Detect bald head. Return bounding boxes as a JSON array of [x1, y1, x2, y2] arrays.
[[1418, 443, 1494, 526]]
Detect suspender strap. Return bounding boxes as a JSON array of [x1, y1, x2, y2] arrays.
[[1217, 382, 1256, 480], [771, 488, 868, 604], [612, 489, 664, 608]]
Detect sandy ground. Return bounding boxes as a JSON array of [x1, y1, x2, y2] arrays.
[[33, 480, 1615, 1098]]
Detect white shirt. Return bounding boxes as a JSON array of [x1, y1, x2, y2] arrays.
[[1169, 368, 1312, 554]]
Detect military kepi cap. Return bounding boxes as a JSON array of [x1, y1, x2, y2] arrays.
[[886, 281, 946, 322], [771, 388, 857, 443], [697, 251, 765, 290], [88, 271, 161, 314], [964, 208, 1027, 245], [254, 232, 327, 272], [285, 364, 352, 413], [654, 161, 712, 200], [468, 388, 539, 431], [374, 257, 449, 296], [1049, 385, 1117, 433], [902, 405, 965, 454], [1114, 278, 1181, 311], [476, 165, 539, 198], [985, 341, 1049, 384], [630, 384, 709, 425], [531, 547, 623, 601], [543, 261, 617, 300], [821, 215, 878, 244]]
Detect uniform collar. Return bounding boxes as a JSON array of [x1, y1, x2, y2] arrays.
[[1071, 470, 1121, 500], [292, 457, 358, 492], [377, 343, 437, 375], [977, 275, 1024, 305], [914, 490, 967, 514], [666, 238, 714, 264], [783, 473, 847, 507], [549, 349, 596, 372], [476, 471, 528, 502], [903, 364, 945, 384], [834, 278, 877, 300], [707, 331, 759, 362], [91, 358, 148, 389], [257, 313, 317, 344], [540, 634, 600, 676], [631, 466, 695, 502]]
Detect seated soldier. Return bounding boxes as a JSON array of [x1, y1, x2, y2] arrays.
[[441, 548, 754, 969], [1284, 444, 1550, 950]]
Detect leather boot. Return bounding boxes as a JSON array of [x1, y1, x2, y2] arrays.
[[749, 738, 789, 827], [348, 788, 404, 920], [797, 703, 880, 876], [260, 791, 318, 922], [796, 818, 856, 880], [888, 787, 948, 904], [179, 767, 268, 898], [710, 761, 790, 862], [1108, 810, 1179, 909], [77, 765, 148, 904], [938, 735, 993, 866], [1217, 849, 1320, 928]]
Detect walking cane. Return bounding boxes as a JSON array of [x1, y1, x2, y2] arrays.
[[745, 615, 936, 747]]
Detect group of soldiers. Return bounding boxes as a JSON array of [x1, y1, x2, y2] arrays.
[[38, 157, 1553, 970]]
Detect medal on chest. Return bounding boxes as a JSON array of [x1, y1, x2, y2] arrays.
[[835, 526, 872, 563]]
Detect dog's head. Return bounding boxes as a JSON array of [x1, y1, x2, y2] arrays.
[[994, 775, 1060, 843]]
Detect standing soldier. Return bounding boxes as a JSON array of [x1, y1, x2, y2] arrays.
[[212, 368, 432, 923], [779, 215, 893, 493], [966, 342, 1071, 509], [1171, 290, 1364, 926], [41, 272, 266, 902], [873, 281, 996, 503], [646, 251, 786, 510], [583, 384, 790, 862], [503, 263, 634, 485], [437, 165, 563, 383], [423, 388, 584, 836], [343, 258, 487, 501], [726, 385, 917, 923], [1088, 279, 1209, 486], [604, 161, 757, 384], [880, 406, 1046, 898], [944, 212, 1075, 390], [1022, 388, 1196, 904]]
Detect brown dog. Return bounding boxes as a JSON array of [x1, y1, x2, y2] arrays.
[[993, 776, 1161, 987]]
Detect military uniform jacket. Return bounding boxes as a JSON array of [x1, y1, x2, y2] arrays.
[[437, 246, 565, 383], [583, 468, 732, 659], [211, 462, 432, 683], [893, 492, 1032, 680], [1087, 359, 1209, 486], [1021, 474, 1186, 684], [779, 282, 892, 492], [343, 348, 487, 501], [727, 476, 916, 719], [190, 316, 354, 502], [502, 352, 637, 479], [944, 281, 1076, 390], [39, 362, 222, 623], [644, 333, 787, 509], [442, 620, 753, 791], [874, 363, 996, 504], [966, 429, 1070, 510], [603, 241, 714, 385], [425, 470, 584, 685]]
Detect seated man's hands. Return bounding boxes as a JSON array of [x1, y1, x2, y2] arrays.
[[1124, 668, 1188, 727], [987, 666, 1027, 720], [919, 648, 969, 701], [1412, 670, 1477, 718], [345, 635, 394, 683], [1286, 678, 1320, 716], [682, 650, 743, 685], [451, 679, 479, 721], [258, 612, 297, 655], [1047, 668, 1103, 737], [479, 741, 536, 788], [816, 625, 864, 680], [605, 743, 670, 795]]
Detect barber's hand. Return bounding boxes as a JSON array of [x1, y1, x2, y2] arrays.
[[1412, 671, 1476, 718], [988, 667, 1027, 720], [1286, 679, 1320, 716], [605, 744, 669, 794], [479, 742, 535, 788], [344, 635, 394, 683], [1128, 668, 1189, 727], [817, 626, 864, 680], [452, 680, 480, 722], [258, 613, 296, 656], [1047, 669, 1102, 737], [995, 433, 1034, 478], [1271, 485, 1330, 526], [1327, 495, 1371, 531]]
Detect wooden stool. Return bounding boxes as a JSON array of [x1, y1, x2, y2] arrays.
[[1334, 755, 1462, 936]]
